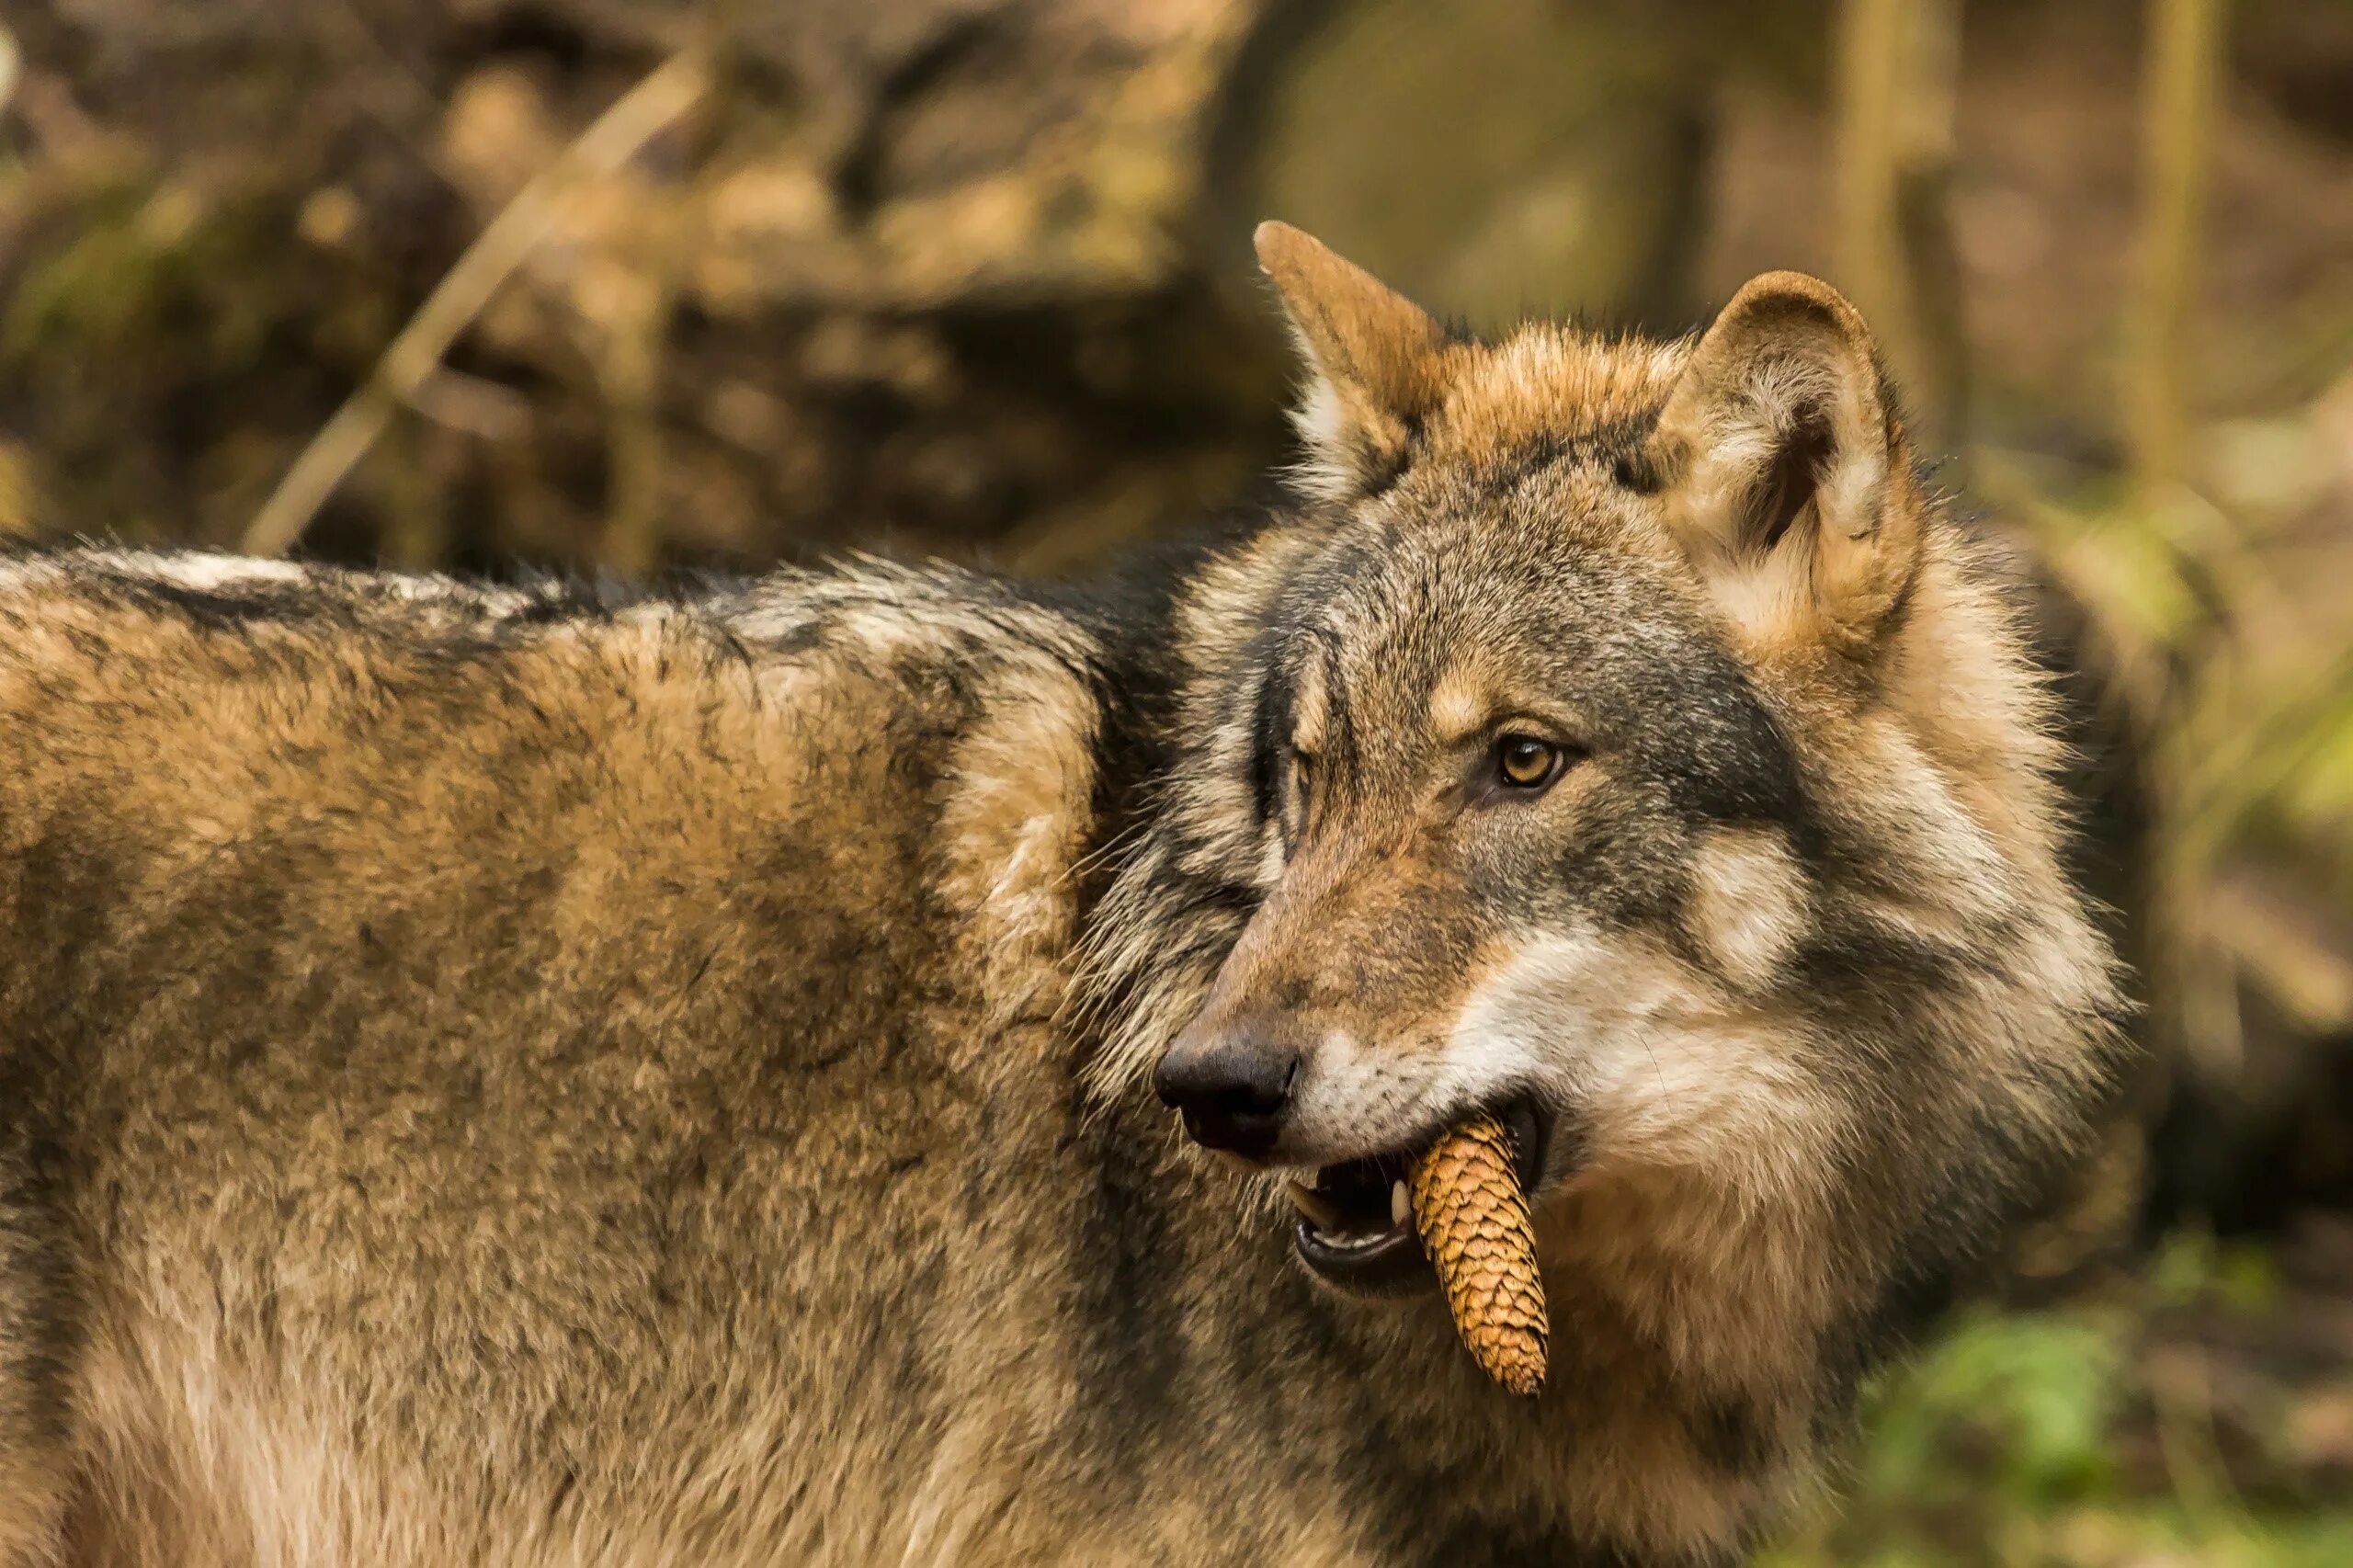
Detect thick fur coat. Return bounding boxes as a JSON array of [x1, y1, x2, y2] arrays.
[[0, 226, 2124, 1566]]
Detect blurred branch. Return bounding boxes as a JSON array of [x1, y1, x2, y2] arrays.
[[1833, 0, 1966, 447], [2117, 0, 2232, 1082], [0, 23, 19, 123], [593, 270, 676, 581], [403, 369, 531, 443], [2124, 0, 2229, 503], [240, 50, 707, 559]]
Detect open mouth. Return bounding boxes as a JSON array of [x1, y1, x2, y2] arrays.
[[1284, 1099, 1550, 1296]]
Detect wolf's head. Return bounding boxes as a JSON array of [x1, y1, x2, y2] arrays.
[[1076, 222, 2121, 1493]]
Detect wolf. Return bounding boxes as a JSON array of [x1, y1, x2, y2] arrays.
[[0, 222, 2123, 1566]]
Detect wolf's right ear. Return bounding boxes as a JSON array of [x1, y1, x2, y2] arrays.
[[1255, 222, 1449, 502], [1646, 272, 1920, 653]]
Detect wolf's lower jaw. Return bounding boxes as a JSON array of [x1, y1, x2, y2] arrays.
[[1282, 1099, 1549, 1295], [1292, 1215, 1430, 1293]]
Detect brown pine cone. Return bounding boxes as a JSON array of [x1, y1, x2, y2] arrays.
[[1408, 1115, 1548, 1396]]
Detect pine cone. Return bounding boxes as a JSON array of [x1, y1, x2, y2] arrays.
[[1409, 1114, 1548, 1396]]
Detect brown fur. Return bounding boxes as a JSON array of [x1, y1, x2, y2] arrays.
[[0, 226, 2124, 1565]]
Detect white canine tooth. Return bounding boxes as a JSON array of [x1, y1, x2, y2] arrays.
[[1391, 1179, 1410, 1227], [1286, 1179, 1343, 1232]]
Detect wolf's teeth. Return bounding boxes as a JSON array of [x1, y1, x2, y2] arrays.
[[1391, 1179, 1410, 1226], [1286, 1179, 1344, 1232]]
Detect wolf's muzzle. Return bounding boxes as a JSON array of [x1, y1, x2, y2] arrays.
[[1154, 1021, 1301, 1159]]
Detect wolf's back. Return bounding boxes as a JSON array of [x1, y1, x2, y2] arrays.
[[0, 548, 1200, 1566]]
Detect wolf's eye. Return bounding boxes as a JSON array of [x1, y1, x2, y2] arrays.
[[1495, 734, 1563, 790]]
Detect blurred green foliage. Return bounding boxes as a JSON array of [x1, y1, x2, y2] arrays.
[[1771, 1231, 2353, 1567]]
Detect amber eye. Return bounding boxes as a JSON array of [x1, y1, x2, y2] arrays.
[[1495, 734, 1562, 790]]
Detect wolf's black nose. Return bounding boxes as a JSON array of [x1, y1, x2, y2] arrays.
[[1154, 1036, 1300, 1159]]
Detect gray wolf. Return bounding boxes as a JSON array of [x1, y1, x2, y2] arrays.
[[0, 222, 2123, 1565]]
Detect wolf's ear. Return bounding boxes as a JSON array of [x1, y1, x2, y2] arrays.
[[1646, 272, 1919, 652], [1254, 221, 1449, 502]]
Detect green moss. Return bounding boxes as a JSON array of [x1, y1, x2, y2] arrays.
[[1770, 1237, 2352, 1568]]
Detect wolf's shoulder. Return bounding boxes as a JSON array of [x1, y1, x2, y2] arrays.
[[0, 545, 1138, 1052], [0, 542, 1133, 869]]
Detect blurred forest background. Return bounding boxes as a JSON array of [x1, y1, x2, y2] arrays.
[[1, 0, 2348, 1562]]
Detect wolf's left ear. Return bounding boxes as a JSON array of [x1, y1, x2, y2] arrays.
[[1645, 272, 1919, 652], [1255, 221, 1449, 502]]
